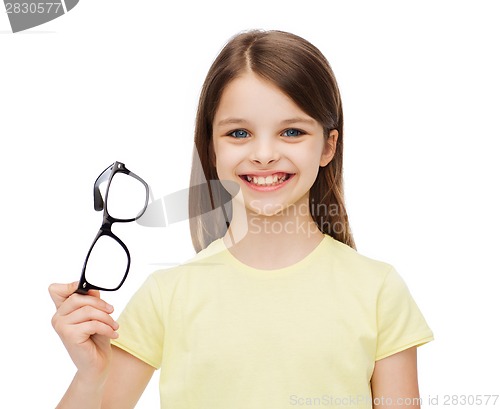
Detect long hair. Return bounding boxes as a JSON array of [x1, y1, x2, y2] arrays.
[[189, 30, 356, 252]]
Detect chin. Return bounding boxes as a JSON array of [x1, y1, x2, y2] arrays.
[[246, 202, 289, 218]]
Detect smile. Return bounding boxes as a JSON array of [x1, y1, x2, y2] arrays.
[[239, 172, 295, 191]]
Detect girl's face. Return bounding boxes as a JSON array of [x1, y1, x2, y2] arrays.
[[212, 71, 336, 217]]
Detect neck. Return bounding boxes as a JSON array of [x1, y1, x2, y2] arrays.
[[222, 193, 325, 269]]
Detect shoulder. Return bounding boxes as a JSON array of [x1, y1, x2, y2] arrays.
[[149, 238, 227, 286], [321, 235, 395, 283]]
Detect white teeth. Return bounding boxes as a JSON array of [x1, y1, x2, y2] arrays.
[[244, 173, 289, 186]]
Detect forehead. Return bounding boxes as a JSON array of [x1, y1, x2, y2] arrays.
[[213, 72, 317, 127]]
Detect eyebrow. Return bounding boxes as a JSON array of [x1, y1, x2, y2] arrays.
[[215, 117, 316, 127]]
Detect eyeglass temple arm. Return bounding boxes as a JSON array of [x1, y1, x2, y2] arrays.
[[93, 164, 114, 211]]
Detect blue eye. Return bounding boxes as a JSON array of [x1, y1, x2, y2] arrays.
[[282, 128, 303, 137], [229, 130, 249, 138]]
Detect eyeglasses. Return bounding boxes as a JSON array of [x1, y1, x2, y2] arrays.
[[76, 162, 149, 294]]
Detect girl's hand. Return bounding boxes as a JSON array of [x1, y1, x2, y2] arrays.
[[49, 282, 119, 383]]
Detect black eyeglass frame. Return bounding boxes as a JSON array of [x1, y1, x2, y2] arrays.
[[76, 161, 149, 295]]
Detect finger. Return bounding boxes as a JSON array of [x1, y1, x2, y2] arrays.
[[53, 312, 118, 341], [88, 289, 101, 299], [64, 305, 119, 331], [56, 292, 114, 317], [60, 321, 119, 343], [74, 320, 119, 341], [48, 282, 79, 309]]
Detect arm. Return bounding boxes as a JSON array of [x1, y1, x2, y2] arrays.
[[56, 347, 155, 409], [102, 346, 155, 409], [371, 347, 421, 409], [50, 283, 155, 409]]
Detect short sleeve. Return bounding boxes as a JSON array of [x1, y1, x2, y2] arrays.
[[375, 268, 434, 360], [111, 273, 164, 369]]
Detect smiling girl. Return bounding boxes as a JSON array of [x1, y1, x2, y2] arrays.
[[50, 30, 433, 409]]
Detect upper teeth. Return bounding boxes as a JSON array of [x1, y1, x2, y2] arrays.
[[245, 173, 288, 186]]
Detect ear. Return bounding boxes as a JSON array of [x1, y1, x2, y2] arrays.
[[320, 129, 338, 167]]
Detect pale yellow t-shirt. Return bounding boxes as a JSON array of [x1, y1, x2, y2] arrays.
[[111, 234, 433, 408]]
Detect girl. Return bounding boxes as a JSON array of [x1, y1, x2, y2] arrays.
[[50, 30, 433, 409]]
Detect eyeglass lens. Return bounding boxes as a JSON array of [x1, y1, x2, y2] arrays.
[[85, 235, 129, 290], [101, 172, 148, 220]]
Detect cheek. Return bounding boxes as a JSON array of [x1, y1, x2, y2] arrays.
[[214, 143, 244, 170], [214, 150, 234, 178], [293, 144, 323, 169]]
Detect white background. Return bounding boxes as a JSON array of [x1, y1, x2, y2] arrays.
[[1, 1, 499, 407]]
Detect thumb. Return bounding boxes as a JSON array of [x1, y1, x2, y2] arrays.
[[48, 281, 79, 309]]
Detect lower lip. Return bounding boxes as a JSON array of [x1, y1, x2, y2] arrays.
[[239, 174, 295, 192]]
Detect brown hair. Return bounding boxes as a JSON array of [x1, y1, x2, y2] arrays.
[[189, 30, 355, 252]]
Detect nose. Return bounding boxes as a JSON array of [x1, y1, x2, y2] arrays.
[[250, 136, 280, 166]]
